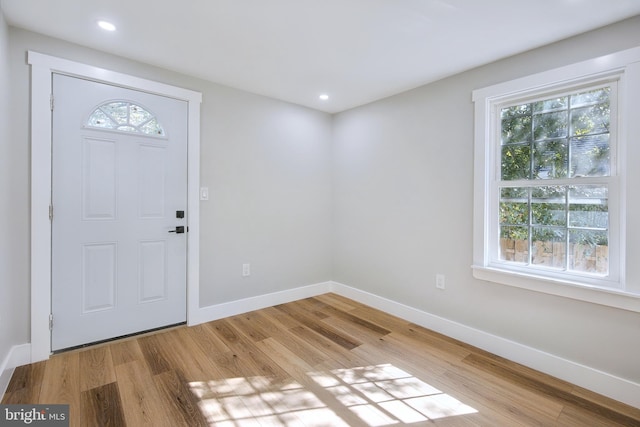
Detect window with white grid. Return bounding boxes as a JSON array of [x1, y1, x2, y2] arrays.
[[472, 47, 640, 310]]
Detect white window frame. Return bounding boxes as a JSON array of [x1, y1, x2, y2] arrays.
[[472, 47, 640, 312]]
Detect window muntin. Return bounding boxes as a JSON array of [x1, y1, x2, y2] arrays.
[[86, 101, 165, 137], [493, 82, 616, 281], [498, 184, 609, 275], [500, 86, 611, 181]]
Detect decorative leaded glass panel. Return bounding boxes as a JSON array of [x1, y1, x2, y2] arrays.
[[86, 101, 165, 136]]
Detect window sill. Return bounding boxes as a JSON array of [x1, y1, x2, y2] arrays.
[[472, 265, 640, 313]]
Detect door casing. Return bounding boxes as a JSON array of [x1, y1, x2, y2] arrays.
[[29, 51, 202, 362]]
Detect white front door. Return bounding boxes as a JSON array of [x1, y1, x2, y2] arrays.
[[51, 74, 188, 351]]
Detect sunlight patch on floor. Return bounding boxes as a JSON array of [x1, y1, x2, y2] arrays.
[[190, 377, 348, 426], [312, 364, 477, 425], [190, 363, 477, 426]]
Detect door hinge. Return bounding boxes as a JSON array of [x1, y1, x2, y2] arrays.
[[50, 94, 54, 111], [49, 205, 53, 221], [49, 314, 53, 331]]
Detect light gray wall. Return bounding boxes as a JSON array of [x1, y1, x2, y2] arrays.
[[0, 3, 20, 364], [200, 84, 333, 303], [332, 16, 640, 383], [7, 27, 333, 348]]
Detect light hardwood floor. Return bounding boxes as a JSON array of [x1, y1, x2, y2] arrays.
[[3, 293, 640, 426]]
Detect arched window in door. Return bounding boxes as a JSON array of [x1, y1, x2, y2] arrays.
[[86, 100, 165, 136]]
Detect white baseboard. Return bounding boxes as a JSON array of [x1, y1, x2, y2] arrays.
[[0, 343, 31, 399], [329, 281, 640, 409], [189, 281, 333, 325]]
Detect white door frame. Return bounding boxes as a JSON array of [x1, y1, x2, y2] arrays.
[[29, 51, 202, 362]]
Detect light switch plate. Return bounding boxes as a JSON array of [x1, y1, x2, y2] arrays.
[[200, 187, 209, 200]]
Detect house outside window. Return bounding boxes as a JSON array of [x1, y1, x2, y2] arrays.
[[472, 47, 640, 311]]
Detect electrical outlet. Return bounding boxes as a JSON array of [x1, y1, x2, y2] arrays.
[[242, 263, 251, 277], [435, 274, 445, 290]]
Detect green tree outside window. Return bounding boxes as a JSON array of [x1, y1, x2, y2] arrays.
[[498, 87, 610, 273]]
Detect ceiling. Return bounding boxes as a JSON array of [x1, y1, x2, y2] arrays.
[[2, 0, 639, 113]]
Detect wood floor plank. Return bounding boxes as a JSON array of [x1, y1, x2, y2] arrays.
[[108, 338, 144, 366], [571, 386, 640, 422], [208, 318, 290, 381], [80, 382, 126, 427], [275, 302, 362, 350], [461, 351, 640, 426], [210, 351, 250, 380], [172, 326, 232, 382], [1, 361, 46, 404], [229, 310, 285, 342], [556, 403, 638, 427], [461, 349, 575, 394], [261, 305, 304, 330], [307, 296, 391, 336], [79, 346, 116, 391], [400, 323, 473, 361], [322, 315, 390, 345], [350, 305, 414, 332], [207, 318, 245, 349], [153, 369, 209, 427], [203, 322, 290, 384], [153, 328, 215, 381], [172, 323, 287, 426], [251, 309, 299, 338], [292, 297, 333, 319], [39, 352, 81, 427], [182, 322, 232, 355], [255, 337, 361, 426], [288, 324, 370, 369], [271, 325, 331, 367], [368, 333, 451, 376], [313, 292, 359, 312], [404, 334, 565, 425], [137, 333, 174, 376], [114, 360, 172, 427], [3, 293, 639, 426], [441, 363, 563, 426], [349, 343, 519, 427]]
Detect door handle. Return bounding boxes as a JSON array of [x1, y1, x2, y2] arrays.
[[168, 226, 185, 234]]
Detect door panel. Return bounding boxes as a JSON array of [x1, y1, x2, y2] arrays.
[[51, 74, 188, 351], [138, 240, 168, 303], [138, 144, 167, 218], [82, 243, 117, 313], [82, 137, 117, 220]]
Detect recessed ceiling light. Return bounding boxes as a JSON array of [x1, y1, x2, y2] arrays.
[[319, 94, 329, 101], [97, 20, 116, 31]]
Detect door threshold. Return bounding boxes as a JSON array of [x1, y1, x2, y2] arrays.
[[52, 321, 187, 354]]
